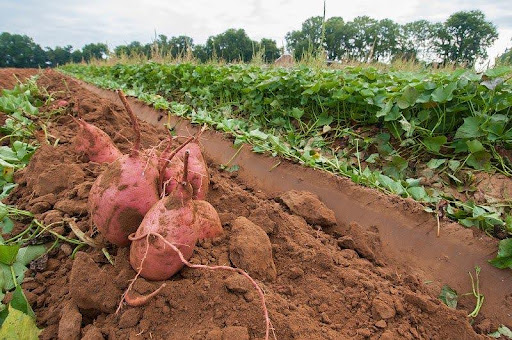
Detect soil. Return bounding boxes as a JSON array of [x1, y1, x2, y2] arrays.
[[0, 68, 508, 339]]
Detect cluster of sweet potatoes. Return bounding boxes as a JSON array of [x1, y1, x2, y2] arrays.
[[76, 90, 222, 280], [74, 91, 270, 338]]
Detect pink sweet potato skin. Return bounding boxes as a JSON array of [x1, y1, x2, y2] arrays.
[[74, 119, 122, 163], [88, 152, 160, 246], [129, 195, 222, 281], [162, 143, 209, 199]]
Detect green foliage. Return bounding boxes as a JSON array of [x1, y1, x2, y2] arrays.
[[489, 239, 512, 269], [439, 285, 458, 308], [286, 10, 497, 65], [441, 10, 498, 65], [0, 33, 46, 68], [0, 307, 41, 339], [489, 325, 512, 339], [206, 28, 255, 62], [61, 62, 512, 268]]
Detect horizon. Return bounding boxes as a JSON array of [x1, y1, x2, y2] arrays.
[[1, 0, 511, 65]]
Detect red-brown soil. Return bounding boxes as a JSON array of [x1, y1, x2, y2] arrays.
[[0, 68, 508, 339]]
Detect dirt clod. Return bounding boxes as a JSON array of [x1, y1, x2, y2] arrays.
[[372, 293, 396, 320], [229, 217, 277, 281], [54, 199, 88, 216], [58, 302, 82, 340], [119, 308, 142, 329], [69, 252, 121, 313], [81, 325, 104, 340], [280, 190, 337, 227]]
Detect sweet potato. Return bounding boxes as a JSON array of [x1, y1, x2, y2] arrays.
[[73, 118, 122, 163], [128, 185, 222, 280], [161, 136, 209, 200], [88, 90, 159, 246]]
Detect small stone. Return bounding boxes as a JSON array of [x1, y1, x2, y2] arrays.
[[375, 320, 387, 329], [288, 267, 304, 279], [224, 274, 250, 294], [61, 244, 73, 256], [320, 312, 332, 324], [356, 328, 372, 337]]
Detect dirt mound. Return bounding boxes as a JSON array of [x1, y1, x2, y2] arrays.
[[1, 69, 492, 339], [0, 68, 39, 90]]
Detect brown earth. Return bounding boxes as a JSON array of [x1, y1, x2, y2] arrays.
[[0, 68, 508, 339]]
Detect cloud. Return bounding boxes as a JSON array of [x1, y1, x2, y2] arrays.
[[0, 0, 510, 59]]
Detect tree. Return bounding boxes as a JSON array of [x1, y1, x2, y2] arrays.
[[397, 20, 437, 62], [192, 44, 209, 62], [168, 35, 193, 58], [71, 50, 83, 63], [206, 29, 254, 62], [343, 16, 379, 61], [256, 38, 280, 62], [285, 16, 324, 60], [114, 41, 149, 58], [439, 10, 498, 65], [0, 32, 46, 67], [46, 45, 73, 66], [324, 17, 345, 60], [82, 43, 109, 62]]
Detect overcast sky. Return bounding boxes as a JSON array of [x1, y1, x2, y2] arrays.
[[1, 0, 511, 63]]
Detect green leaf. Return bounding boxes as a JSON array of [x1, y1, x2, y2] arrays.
[[489, 238, 512, 269], [448, 160, 461, 172], [10, 286, 35, 318], [248, 129, 268, 140], [466, 140, 485, 153], [489, 325, 512, 339], [439, 285, 458, 308], [454, 117, 485, 139], [315, 113, 333, 127], [423, 136, 447, 153], [365, 153, 379, 164], [15, 246, 46, 266], [0, 307, 41, 339], [431, 82, 457, 103], [427, 158, 446, 169], [290, 108, 304, 120], [0, 245, 21, 266], [408, 186, 427, 201], [466, 151, 492, 171], [0, 217, 14, 234], [397, 86, 419, 109], [378, 174, 404, 195], [484, 66, 511, 78], [383, 156, 408, 180]]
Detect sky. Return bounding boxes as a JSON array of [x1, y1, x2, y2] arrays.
[[1, 0, 511, 64]]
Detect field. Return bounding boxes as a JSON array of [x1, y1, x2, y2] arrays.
[[0, 65, 510, 339]]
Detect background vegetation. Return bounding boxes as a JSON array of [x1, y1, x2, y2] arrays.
[[1, 10, 509, 68]]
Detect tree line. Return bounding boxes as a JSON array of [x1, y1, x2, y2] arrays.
[[0, 10, 507, 68], [286, 10, 499, 65]]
